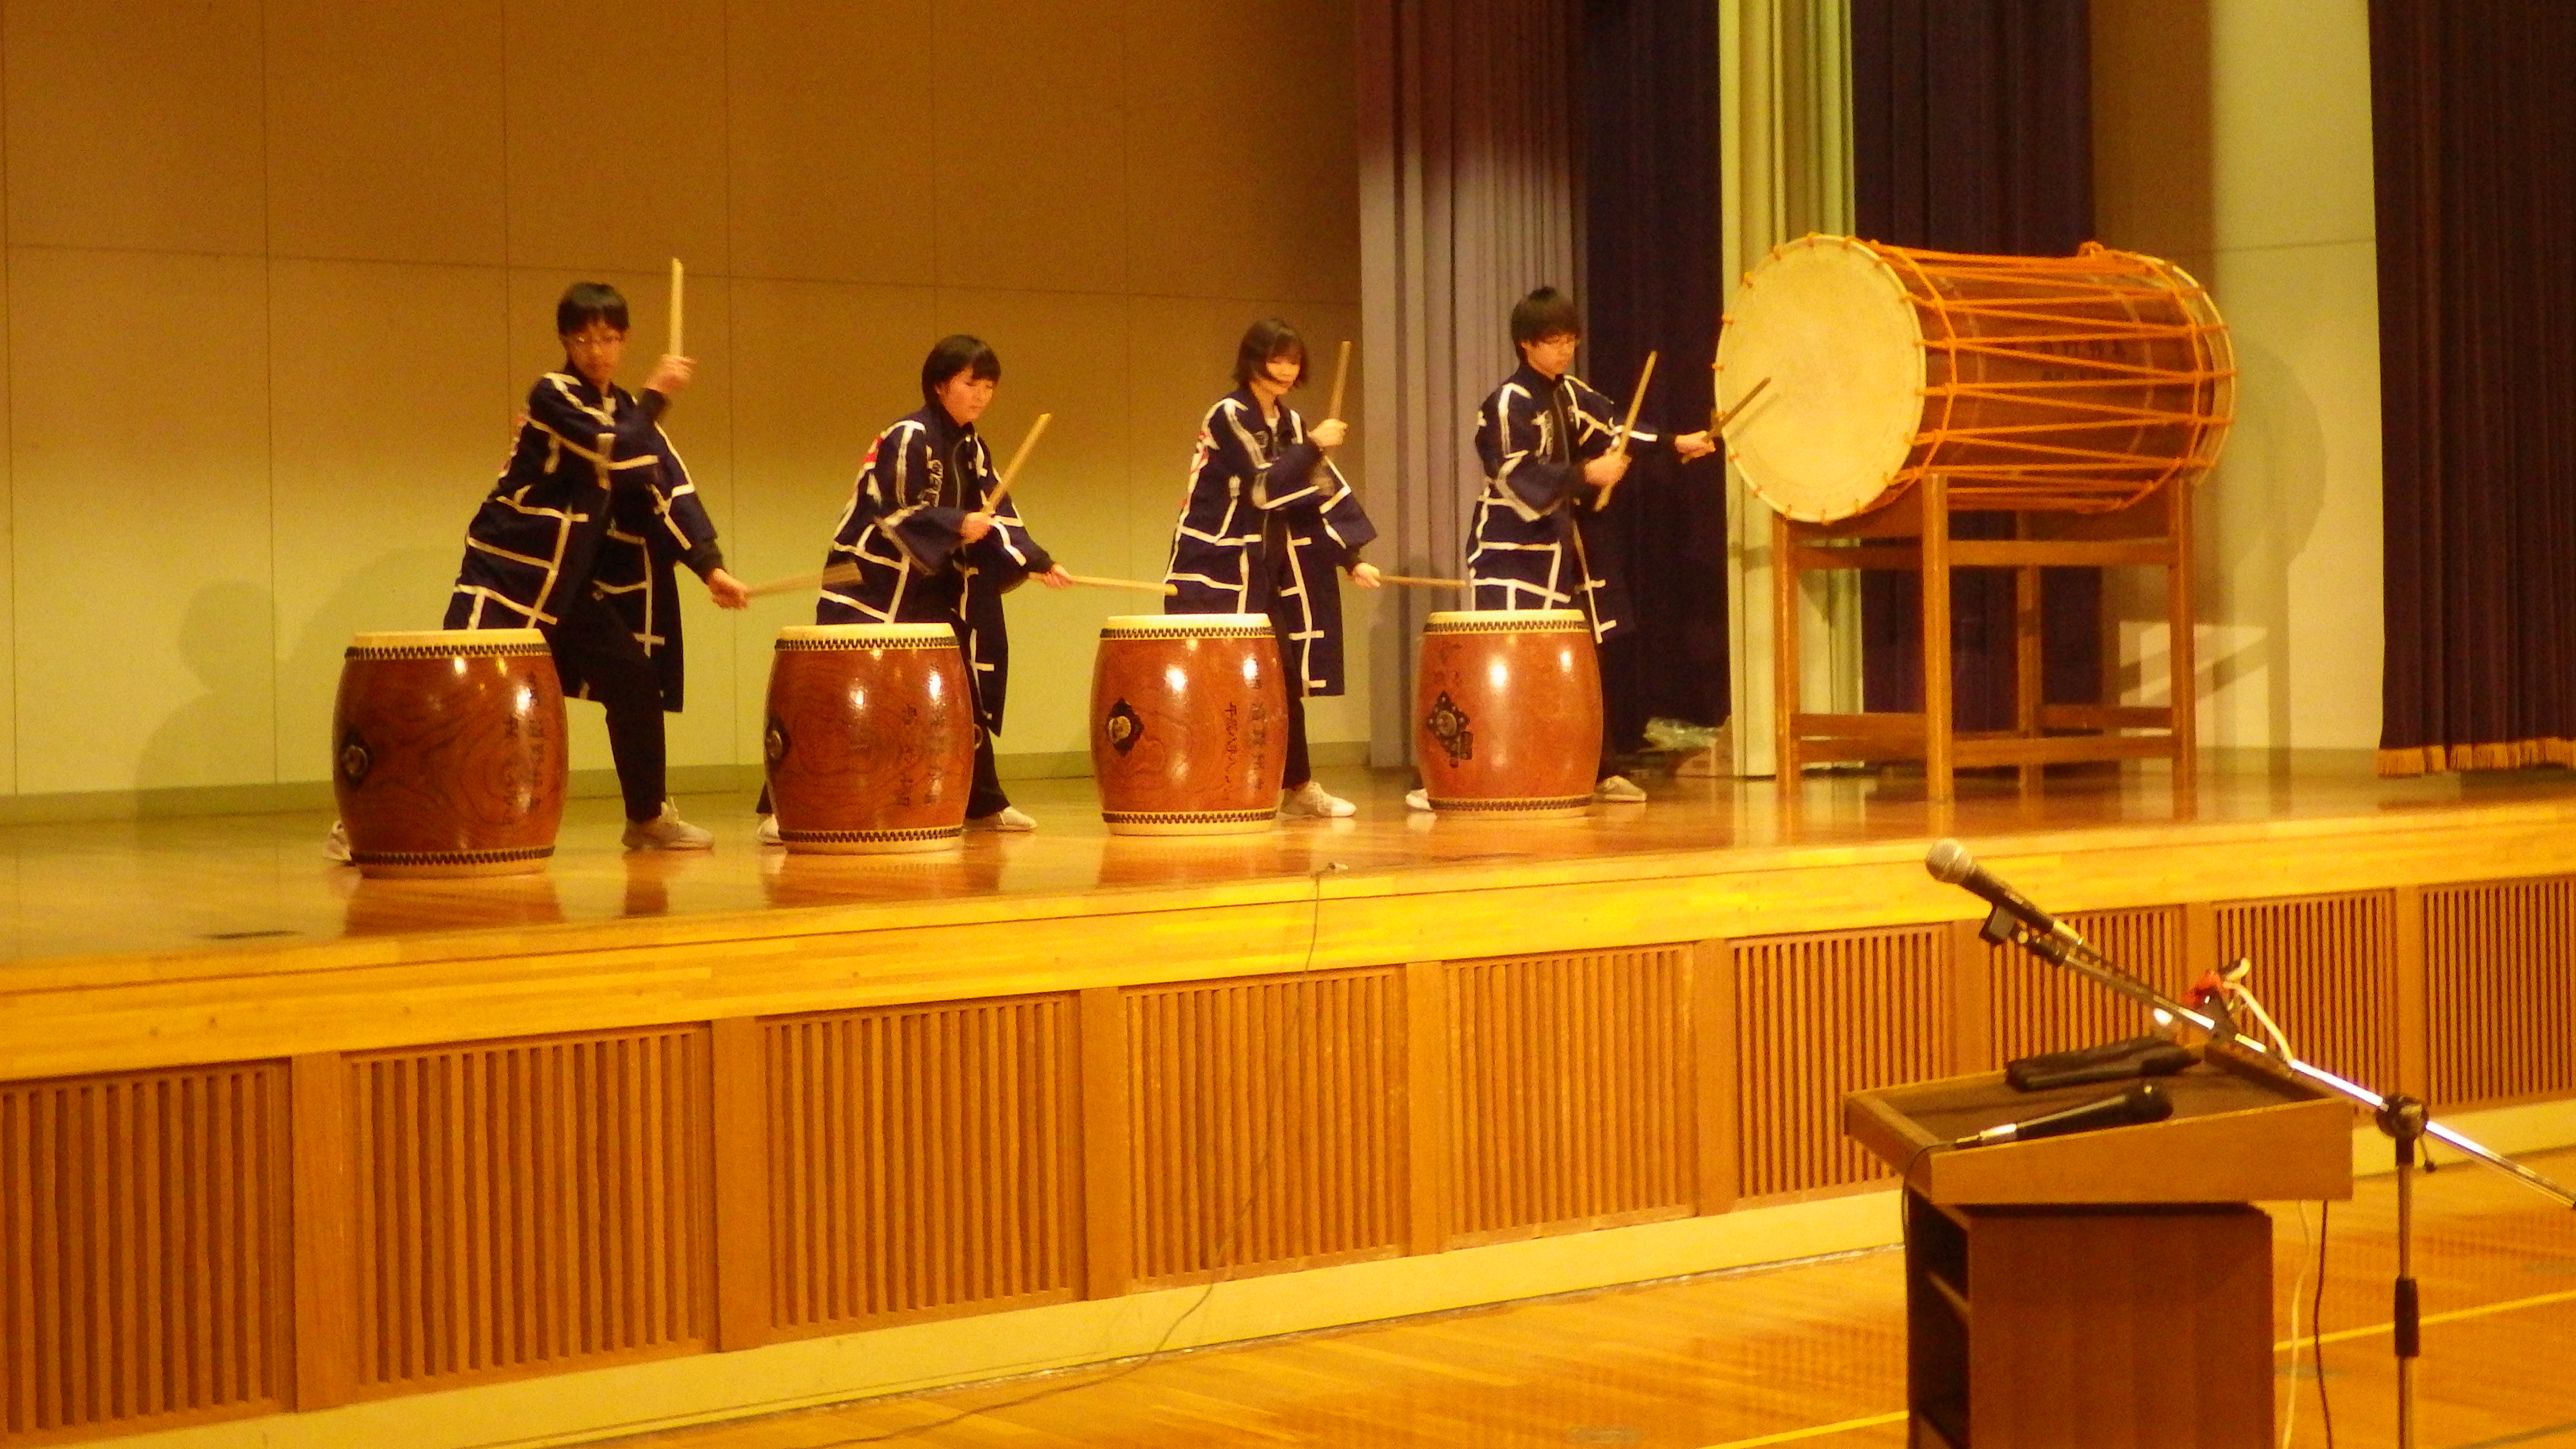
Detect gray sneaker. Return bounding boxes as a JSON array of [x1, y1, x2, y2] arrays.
[[622, 802, 715, 850]]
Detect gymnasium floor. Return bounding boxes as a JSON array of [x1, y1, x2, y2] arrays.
[[609, 1147, 2576, 1449]]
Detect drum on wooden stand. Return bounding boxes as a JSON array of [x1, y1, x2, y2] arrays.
[[1090, 614, 1286, 835], [332, 628, 567, 878], [763, 623, 976, 854], [1414, 610, 1599, 816], [1715, 235, 2234, 522]]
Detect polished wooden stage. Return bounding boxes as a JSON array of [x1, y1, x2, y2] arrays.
[[6, 758, 2576, 1448]]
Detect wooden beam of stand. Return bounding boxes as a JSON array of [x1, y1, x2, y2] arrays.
[[980, 412, 1053, 510], [669, 258, 685, 358], [1595, 350, 1658, 509]]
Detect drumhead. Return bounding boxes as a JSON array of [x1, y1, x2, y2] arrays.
[[775, 623, 956, 650], [1423, 609, 1587, 631], [347, 628, 547, 656], [1101, 613, 1272, 639], [1715, 235, 1927, 523]]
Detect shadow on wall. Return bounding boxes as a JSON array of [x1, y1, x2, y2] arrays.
[[136, 581, 280, 792], [280, 547, 460, 782], [2204, 335, 2328, 750]]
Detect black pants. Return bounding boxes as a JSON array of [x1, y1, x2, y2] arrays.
[[1282, 689, 1312, 790], [552, 594, 666, 822]]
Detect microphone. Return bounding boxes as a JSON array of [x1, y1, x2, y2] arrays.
[[1925, 839, 2085, 947], [1954, 1082, 2174, 1148]]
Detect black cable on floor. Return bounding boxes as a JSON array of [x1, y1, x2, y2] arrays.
[[2315, 1199, 2334, 1449]]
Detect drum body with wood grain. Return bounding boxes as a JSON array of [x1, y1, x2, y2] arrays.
[[1715, 235, 2234, 522], [1414, 610, 1600, 816], [764, 623, 976, 854], [332, 629, 567, 878], [1090, 614, 1286, 835]]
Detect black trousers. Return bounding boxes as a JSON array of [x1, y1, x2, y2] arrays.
[[551, 594, 667, 822]]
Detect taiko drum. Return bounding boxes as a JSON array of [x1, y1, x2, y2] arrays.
[[1414, 609, 1599, 816], [763, 623, 976, 853], [1090, 614, 1286, 835], [332, 628, 567, 878], [1715, 235, 2235, 523]]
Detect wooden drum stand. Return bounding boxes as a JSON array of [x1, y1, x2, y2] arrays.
[[1771, 474, 2196, 802]]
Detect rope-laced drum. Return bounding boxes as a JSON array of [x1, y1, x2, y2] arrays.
[[1715, 235, 2235, 523]]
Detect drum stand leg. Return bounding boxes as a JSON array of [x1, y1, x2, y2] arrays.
[[2013, 515, 2044, 794], [1920, 476, 1954, 803], [2166, 475, 2200, 804], [1772, 509, 1803, 789]]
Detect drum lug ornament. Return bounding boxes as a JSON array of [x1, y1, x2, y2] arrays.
[[337, 728, 373, 788], [764, 717, 790, 766], [1104, 699, 1143, 754], [1425, 692, 1474, 765]]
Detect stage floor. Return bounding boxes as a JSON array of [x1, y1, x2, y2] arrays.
[[4, 756, 2575, 967]]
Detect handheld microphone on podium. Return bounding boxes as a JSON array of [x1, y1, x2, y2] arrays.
[[1953, 1082, 2174, 1148], [1925, 839, 2085, 948]]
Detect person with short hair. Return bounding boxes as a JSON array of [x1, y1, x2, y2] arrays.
[[774, 335, 1071, 836], [329, 281, 747, 861], [1163, 319, 1381, 818], [1417, 286, 1713, 811]]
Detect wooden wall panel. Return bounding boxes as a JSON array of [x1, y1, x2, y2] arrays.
[[1446, 947, 1696, 1242], [343, 1027, 711, 1396], [2214, 891, 2398, 1090], [1735, 927, 1953, 1199], [764, 996, 1080, 1334], [1125, 970, 1404, 1285], [2422, 877, 2576, 1108], [0, 1063, 291, 1442], [1986, 907, 2189, 1064]]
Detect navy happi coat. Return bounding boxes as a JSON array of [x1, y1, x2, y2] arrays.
[[1468, 364, 1669, 641], [444, 369, 723, 709], [818, 405, 1053, 735], [1162, 389, 1377, 695]]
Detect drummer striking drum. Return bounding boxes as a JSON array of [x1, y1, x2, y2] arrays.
[[1445, 287, 1715, 807]]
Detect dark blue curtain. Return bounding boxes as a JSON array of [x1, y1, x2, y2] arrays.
[[1851, 0, 2102, 732], [1579, 0, 1729, 747]]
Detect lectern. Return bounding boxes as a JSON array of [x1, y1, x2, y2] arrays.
[[1845, 1053, 2353, 1449]]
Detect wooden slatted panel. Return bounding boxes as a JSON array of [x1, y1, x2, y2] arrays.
[[2423, 877, 2576, 1107], [345, 1027, 710, 1395], [0, 1063, 290, 1441], [2215, 892, 2398, 1090], [1736, 927, 1953, 1199], [1446, 946, 1694, 1240], [1126, 970, 1403, 1284], [1987, 907, 2188, 1063], [765, 996, 1079, 1333]]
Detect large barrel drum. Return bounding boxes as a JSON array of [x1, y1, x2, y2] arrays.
[[764, 623, 976, 853], [1414, 610, 1599, 816], [1090, 614, 1286, 836], [1716, 235, 2234, 522], [332, 628, 567, 877]]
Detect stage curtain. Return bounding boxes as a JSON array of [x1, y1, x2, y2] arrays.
[[1848, 0, 2101, 735], [1357, 0, 1579, 765], [1716, 0, 1855, 774], [1579, 0, 1730, 751], [2373, 2, 2576, 776]]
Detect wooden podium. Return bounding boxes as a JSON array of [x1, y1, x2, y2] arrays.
[[1845, 1053, 2353, 1448]]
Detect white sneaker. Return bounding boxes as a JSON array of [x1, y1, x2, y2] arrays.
[[1404, 787, 1432, 812], [1280, 780, 1356, 818], [1594, 774, 1647, 804], [324, 819, 353, 864], [622, 802, 715, 850], [756, 814, 782, 846], [967, 806, 1036, 832]]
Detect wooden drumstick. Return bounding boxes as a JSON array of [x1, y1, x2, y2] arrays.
[[1065, 572, 1178, 596], [1595, 349, 1658, 508], [978, 412, 1053, 511], [742, 560, 860, 600], [668, 258, 685, 358], [1712, 374, 1773, 435], [1375, 574, 1469, 589], [1323, 339, 1353, 429]]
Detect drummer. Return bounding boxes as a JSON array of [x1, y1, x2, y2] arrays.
[[1432, 286, 1715, 809], [328, 281, 750, 861], [1163, 319, 1382, 818], [761, 335, 1073, 840]]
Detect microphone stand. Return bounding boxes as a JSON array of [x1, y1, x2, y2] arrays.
[[1971, 902, 2576, 1449]]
